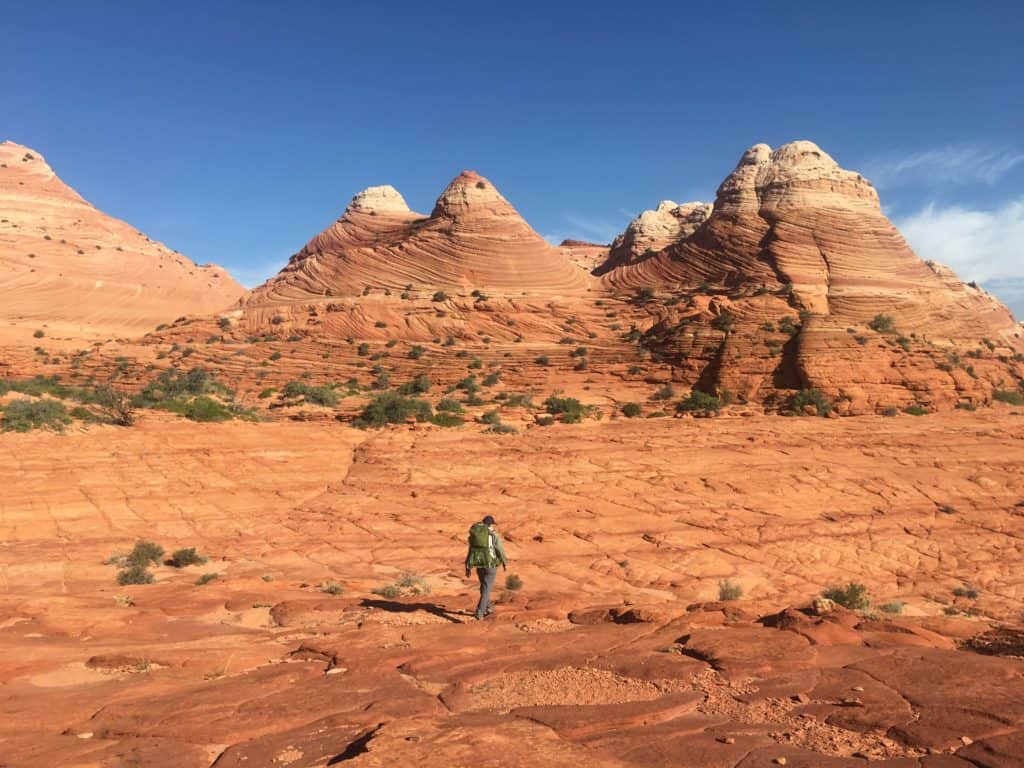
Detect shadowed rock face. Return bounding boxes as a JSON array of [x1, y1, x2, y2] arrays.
[[245, 170, 593, 309], [0, 141, 245, 339]]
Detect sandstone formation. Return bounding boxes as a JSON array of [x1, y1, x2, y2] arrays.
[[0, 141, 245, 341], [1, 414, 1022, 766], [599, 141, 1024, 411], [597, 200, 711, 275], [246, 170, 592, 312]]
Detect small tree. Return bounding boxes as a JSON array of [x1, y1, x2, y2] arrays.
[[94, 384, 137, 426]]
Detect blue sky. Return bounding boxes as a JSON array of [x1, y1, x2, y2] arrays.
[[5, 1, 1023, 314]]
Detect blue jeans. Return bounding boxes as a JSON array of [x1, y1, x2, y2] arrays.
[[475, 567, 497, 619]]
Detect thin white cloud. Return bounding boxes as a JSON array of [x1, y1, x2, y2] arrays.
[[865, 145, 1024, 188], [895, 198, 1024, 285]]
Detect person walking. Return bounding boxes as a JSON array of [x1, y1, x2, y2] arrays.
[[464, 515, 508, 620]]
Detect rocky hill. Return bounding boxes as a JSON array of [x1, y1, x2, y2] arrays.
[[0, 141, 245, 341]]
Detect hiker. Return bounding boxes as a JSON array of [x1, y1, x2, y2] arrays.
[[464, 514, 508, 620]]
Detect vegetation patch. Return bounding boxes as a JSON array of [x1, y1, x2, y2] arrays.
[[718, 579, 742, 601], [543, 395, 591, 423], [676, 390, 721, 414], [354, 392, 433, 427], [1, 398, 71, 432], [822, 582, 870, 610], [789, 389, 833, 417]]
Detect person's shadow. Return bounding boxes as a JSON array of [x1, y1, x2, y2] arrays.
[[359, 598, 466, 623]]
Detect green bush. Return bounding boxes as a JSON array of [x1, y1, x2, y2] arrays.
[[480, 409, 503, 425], [432, 291, 448, 302], [952, 584, 980, 599], [621, 402, 642, 418], [117, 565, 154, 585], [544, 395, 589, 423], [431, 412, 463, 427], [718, 579, 742, 601], [482, 372, 500, 387], [436, 398, 464, 413], [993, 390, 1024, 405], [651, 385, 675, 401], [790, 389, 833, 417], [1, 398, 71, 432], [676, 390, 721, 413], [169, 547, 207, 568], [485, 423, 518, 434], [822, 582, 870, 610], [320, 581, 344, 595], [869, 314, 895, 333], [355, 392, 433, 427], [878, 602, 904, 614], [127, 540, 164, 568], [372, 584, 400, 598], [33, 329, 45, 338], [282, 381, 338, 407], [398, 374, 431, 395], [196, 573, 219, 586], [183, 397, 234, 422], [534, 355, 550, 366], [506, 574, 523, 591], [408, 345, 425, 360], [712, 311, 734, 333]]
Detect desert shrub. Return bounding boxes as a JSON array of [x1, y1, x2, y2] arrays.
[[398, 374, 431, 395], [431, 412, 463, 427], [482, 372, 500, 387], [127, 540, 164, 567], [878, 602, 904, 614], [676, 390, 721, 413], [953, 584, 980, 599], [408, 345, 425, 360], [895, 335, 911, 352], [258, 387, 276, 399], [398, 572, 431, 595], [822, 582, 870, 610], [937, 504, 957, 514], [320, 581, 344, 595], [778, 316, 799, 336], [357, 343, 370, 356], [218, 317, 231, 330], [1, 398, 71, 432], [534, 355, 550, 366], [436, 398, 464, 413], [881, 406, 899, 417], [480, 409, 503, 425], [504, 393, 533, 408], [536, 415, 555, 426], [544, 395, 589, 423], [355, 392, 433, 427], [869, 314, 895, 333], [651, 384, 675, 401], [718, 579, 742, 601], [117, 564, 154, 585], [506, 574, 523, 591], [993, 389, 1024, 405], [92, 385, 136, 426], [169, 547, 207, 568], [431, 291, 448, 302], [647, 411, 667, 418], [183, 397, 234, 422], [903, 405, 928, 416], [271, 315, 285, 325], [621, 402, 642, 418], [790, 389, 832, 417], [33, 329, 45, 338], [712, 311, 734, 333], [485, 423, 519, 434], [374, 320, 387, 329], [196, 573, 219, 586], [372, 584, 400, 598]]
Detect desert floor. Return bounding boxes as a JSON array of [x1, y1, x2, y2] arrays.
[[2, 412, 1023, 767]]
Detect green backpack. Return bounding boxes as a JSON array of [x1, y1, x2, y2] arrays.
[[467, 522, 495, 567]]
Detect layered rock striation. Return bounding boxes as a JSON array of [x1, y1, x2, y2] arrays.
[[0, 141, 244, 338]]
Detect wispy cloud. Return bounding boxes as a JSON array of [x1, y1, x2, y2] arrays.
[[895, 198, 1024, 284], [865, 145, 1024, 188], [543, 211, 632, 246]]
